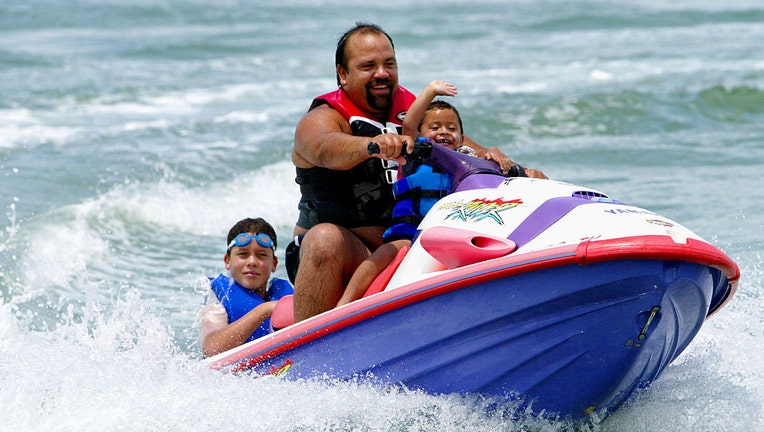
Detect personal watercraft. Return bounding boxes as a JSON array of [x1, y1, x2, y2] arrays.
[[203, 140, 739, 420]]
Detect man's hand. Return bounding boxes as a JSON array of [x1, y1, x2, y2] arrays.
[[367, 133, 415, 165], [482, 146, 513, 173], [523, 168, 548, 179]]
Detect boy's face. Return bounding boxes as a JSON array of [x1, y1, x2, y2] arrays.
[[225, 233, 277, 294], [419, 109, 463, 151]]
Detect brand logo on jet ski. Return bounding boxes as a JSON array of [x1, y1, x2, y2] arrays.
[[602, 207, 657, 216], [438, 198, 523, 224], [646, 219, 674, 227]]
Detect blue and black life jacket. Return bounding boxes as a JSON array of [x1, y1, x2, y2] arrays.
[[382, 160, 453, 242]]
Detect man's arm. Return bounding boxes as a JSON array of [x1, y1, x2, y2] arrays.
[[292, 105, 371, 170], [462, 136, 547, 178], [293, 104, 414, 169]]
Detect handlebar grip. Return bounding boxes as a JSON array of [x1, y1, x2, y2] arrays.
[[367, 138, 431, 160], [367, 141, 380, 155]]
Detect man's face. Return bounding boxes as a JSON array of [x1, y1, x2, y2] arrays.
[[337, 32, 398, 118]]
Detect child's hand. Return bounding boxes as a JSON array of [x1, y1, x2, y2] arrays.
[[427, 80, 458, 97]]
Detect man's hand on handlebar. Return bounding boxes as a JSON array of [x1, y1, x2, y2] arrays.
[[366, 134, 415, 165]]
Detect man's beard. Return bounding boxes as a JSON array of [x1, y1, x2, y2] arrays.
[[366, 81, 394, 113]]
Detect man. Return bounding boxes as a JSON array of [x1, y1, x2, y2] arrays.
[[288, 22, 543, 322]]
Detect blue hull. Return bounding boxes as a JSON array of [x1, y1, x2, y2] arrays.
[[208, 247, 735, 419]]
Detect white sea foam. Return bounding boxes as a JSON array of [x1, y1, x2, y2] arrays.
[[109, 161, 298, 235], [0, 108, 80, 149], [21, 218, 110, 292], [213, 110, 270, 124]]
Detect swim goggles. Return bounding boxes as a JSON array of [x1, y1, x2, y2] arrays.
[[227, 233, 275, 251]]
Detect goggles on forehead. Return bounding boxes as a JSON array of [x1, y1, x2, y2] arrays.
[[227, 232, 275, 251]]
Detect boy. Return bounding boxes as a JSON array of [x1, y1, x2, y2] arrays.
[[197, 217, 293, 357], [337, 80, 512, 307]]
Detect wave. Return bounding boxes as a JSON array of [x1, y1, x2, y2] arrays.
[[692, 85, 764, 122], [1, 161, 298, 327], [523, 4, 764, 32], [465, 83, 764, 144]]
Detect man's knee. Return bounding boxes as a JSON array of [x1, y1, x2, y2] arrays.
[[302, 224, 348, 259]]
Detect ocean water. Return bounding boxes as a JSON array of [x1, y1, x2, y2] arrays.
[[1, 0, 763, 430]]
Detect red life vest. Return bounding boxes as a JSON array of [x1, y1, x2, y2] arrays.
[[311, 86, 415, 135]]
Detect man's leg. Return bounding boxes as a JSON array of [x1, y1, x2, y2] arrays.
[[293, 223, 370, 322]]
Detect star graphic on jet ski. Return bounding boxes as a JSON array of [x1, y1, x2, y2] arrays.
[[441, 197, 523, 224]]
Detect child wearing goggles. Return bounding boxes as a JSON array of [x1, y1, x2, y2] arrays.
[[197, 217, 293, 357]]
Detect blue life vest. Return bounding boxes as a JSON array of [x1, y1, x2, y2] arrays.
[[382, 163, 452, 241], [209, 274, 294, 342]]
